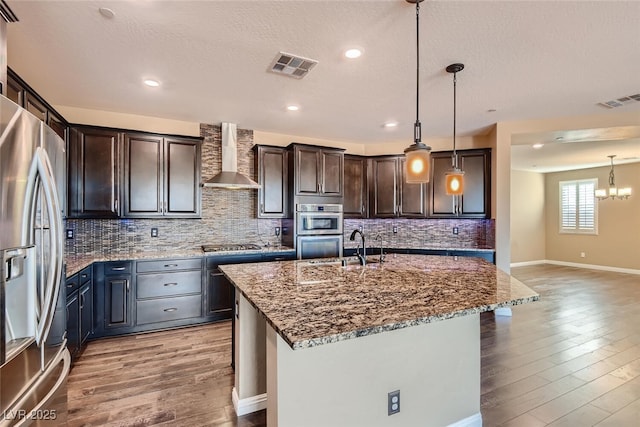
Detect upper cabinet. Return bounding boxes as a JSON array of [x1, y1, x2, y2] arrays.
[[123, 133, 202, 218], [289, 144, 344, 198], [68, 126, 202, 219], [369, 156, 428, 218], [430, 149, 491, 218], [254, 145, 288, 218], [68, 127, 121, 219], [343, 155, 368, 218]]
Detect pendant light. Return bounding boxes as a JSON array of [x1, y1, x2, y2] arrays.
[[595, 155, 632, 200], [445, 63, 465, 196], [404, 0, 431, 183]]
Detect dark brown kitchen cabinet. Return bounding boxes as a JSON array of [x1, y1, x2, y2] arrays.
[[68, 126, 121, 218], [123, 133, 201, 218], [343, 155, 368, 218], [254, 145, 288, 218], [24, 92, 47, 122], [369, 156, 427, 218], [92, 261, 134, 336], [289, 143, 344, 198], [105, 276, 132, 329], [429, 149, 491, 218], [206, 270, 233, 318], [6, 72, 24, 105]]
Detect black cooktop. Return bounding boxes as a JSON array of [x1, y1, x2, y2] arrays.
[[202, 243, 262, 252]]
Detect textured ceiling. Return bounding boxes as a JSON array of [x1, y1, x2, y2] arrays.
[[6, 0, 640, 172]]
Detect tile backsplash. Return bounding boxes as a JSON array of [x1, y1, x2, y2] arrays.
[[343, 218, 495, 250], [65, 123, 494, 258]]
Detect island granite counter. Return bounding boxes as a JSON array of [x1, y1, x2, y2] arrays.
[[221, 254, 538, 427]]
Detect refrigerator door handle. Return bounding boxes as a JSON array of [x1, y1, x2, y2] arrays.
[[27, 147, 64, 347], [10, 347, 71, 427]]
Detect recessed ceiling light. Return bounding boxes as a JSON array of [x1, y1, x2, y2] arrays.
[[487, 109, 497, 113], [144, 79, 160, 87], [98, 7, 115, 19], [344, 48, 363, 59], [384, 122, 398, 128], [286, 105, 299, 111], [533, 143, 544, 149], [555, 136, 564, 141]]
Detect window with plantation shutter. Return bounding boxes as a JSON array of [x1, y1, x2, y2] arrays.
[[559, 179, 598, 234]]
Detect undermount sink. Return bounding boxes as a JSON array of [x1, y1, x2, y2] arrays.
[[303, 256, 382, 267]]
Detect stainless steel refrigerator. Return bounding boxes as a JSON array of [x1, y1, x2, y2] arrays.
[[1, 94, 70, 426]]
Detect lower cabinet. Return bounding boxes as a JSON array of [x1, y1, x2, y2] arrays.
[[65, 265, 93, 363], [93, 261, 133, 337], [88, 251, 296, 344], [205, 254, 265, 322], [135, 258, 203, 328]]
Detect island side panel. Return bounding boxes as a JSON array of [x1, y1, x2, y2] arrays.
[[233, 292, 267, 414], [266, 314, 482, 427]]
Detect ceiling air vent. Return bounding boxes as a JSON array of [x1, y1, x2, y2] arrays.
[[597, 93, 640, 109], [269, 52, 318, 79]]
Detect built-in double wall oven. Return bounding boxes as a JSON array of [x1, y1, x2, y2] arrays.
[[295, 204, 343, 259]]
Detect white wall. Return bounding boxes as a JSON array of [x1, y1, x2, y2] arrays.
[[510, 170, 546, 264]]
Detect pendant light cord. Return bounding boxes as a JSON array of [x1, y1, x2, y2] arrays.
[[452, 71, 458, 169], [413, 1, 422, 144]]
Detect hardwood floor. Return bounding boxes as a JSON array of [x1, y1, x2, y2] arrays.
[[67, 264, 640, 426], [482, 264, 640, 426]]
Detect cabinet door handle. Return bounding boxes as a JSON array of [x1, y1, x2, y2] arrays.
[[81, 274, 88, 279], [111, 267, 126, 271], [114, 198, 119, 213], [361, 203, 365, 214], [163, 307, 178, 313], [80, 293, 84, 309], [317, 183, 321, 193], [164, 264, 178, 268], [126, 280, 130, 292], [163, 282, 178, 287], [260, 203, 264, 214]]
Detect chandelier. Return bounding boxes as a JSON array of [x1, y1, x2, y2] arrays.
[[595, 155, 632, 200]]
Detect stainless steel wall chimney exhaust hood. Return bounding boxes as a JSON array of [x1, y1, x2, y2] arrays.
[[203, 122, 260, 189]]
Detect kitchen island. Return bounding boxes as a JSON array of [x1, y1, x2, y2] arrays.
[[221, 254, 538, 427]]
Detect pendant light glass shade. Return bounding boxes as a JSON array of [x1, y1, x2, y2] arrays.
[[403, 0, 431, 184], [405, 142, 431, 183], [445, 63, 465, 196], [445, 170, 465, 195]]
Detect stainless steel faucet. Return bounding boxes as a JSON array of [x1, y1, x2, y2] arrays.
[[349, 229, 366, 266]]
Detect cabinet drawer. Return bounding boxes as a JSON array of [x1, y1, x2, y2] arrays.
[[136, 295, 202, 325], [104, 262, 132, 275], [79, 266, 92, 285], [66, 273, 80, 293], [136, 270, 202, 299], [136, 258, 202, 273]]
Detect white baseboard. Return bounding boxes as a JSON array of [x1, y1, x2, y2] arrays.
[[448, 412, 483, 427], [511, 259, 640, 275], [231, 387, 267, 416], [546, 260, 640, 275], [510, 260, 546, 268]]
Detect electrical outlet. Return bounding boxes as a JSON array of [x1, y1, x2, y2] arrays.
[[151, 227, 158, 238], [453, 227, 459, 235], [66, 229, 74, 239], [392, 226, 398, 234], [580, 252, 586, 258], [388, 390, 400, 415], [275, 226, 281, 236], [358, 225, 363, 232]]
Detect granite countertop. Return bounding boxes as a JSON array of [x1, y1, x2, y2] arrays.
[[65, 246, 295, 276], [221, 254, 539, 350]]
